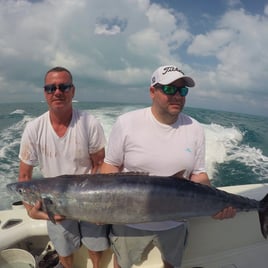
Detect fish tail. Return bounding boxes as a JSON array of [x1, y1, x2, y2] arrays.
[[258, 193, 268, 239]]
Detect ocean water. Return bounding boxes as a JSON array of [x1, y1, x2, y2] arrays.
[[0, 102, 268, 210]]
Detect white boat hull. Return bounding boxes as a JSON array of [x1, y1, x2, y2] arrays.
[[1, 183, 268, 267]]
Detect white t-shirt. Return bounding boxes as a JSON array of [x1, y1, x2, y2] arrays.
[[19, 109, 106, 177], [104, 107, 206, 231]]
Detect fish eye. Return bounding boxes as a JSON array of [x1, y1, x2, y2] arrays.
[[18, 188, 24, 194]]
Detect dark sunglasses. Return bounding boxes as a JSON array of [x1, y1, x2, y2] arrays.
[[155, 84, 189, 97], [44, 83, 73, 94]]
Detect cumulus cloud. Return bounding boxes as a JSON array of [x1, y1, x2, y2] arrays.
[[95, 17, 128, 35], [0, 0, 189, 100], [0, 0, 267, 115], [187, 7, 268, 114], [188, 29, 235, 56]]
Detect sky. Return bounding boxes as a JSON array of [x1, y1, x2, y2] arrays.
[[0, 0, 268, 116]]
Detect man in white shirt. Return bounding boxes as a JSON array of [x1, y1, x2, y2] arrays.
[[18, 66, 109, 268], [101, 65, 236, 268]]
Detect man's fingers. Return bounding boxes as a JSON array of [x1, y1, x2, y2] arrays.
[[213, 207, 236, 220]]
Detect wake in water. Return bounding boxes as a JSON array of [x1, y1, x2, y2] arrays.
[[0, 103, 267, 210], [204, 123, 243, 178], [204, 123, 268, 185]]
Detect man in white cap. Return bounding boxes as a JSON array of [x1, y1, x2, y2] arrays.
[[101, 65, 236, 268]]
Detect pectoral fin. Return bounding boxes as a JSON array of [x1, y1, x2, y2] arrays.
[[42, 197, 56, 224]]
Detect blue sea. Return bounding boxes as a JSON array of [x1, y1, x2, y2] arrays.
[[0, 102, 268, 210]]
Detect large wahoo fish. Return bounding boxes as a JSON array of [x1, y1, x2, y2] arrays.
[[7, 173, 268, 238]]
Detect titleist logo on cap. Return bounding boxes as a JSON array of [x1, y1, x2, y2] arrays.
[[162, 66, 185, 75]]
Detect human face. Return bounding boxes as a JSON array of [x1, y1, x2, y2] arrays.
[[150, 79, 187, 124], [44, 71, 75, 112]]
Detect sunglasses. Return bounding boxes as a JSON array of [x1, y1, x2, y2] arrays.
[[44, 83, 73, 94], [155, 84, 189, 97]]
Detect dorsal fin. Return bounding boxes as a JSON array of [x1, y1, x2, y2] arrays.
[[106, 172, 149, 176]]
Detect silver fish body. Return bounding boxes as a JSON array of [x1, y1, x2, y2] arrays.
[[6, 173, 268, 238]]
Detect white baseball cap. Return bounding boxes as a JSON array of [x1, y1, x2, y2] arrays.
[[151, 65, 195, 87]]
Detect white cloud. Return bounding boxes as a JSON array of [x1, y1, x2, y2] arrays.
[[188, 29, 235, 56], [0, 0, 267, 115], [94, 24, 121, 36], [265, 4, 268, 15], [187, 7, 268, 114], [94, 17, 128, 35], [226, 0, 242, 8]]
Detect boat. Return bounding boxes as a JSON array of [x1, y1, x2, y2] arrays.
[[1, 183, 268, 268]]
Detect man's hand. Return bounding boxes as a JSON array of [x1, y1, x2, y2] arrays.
[[213, 206, 236, 220], [24, 201, 65, 222]]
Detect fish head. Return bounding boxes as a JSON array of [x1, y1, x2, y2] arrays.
[[7, 181, 41, 206]]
